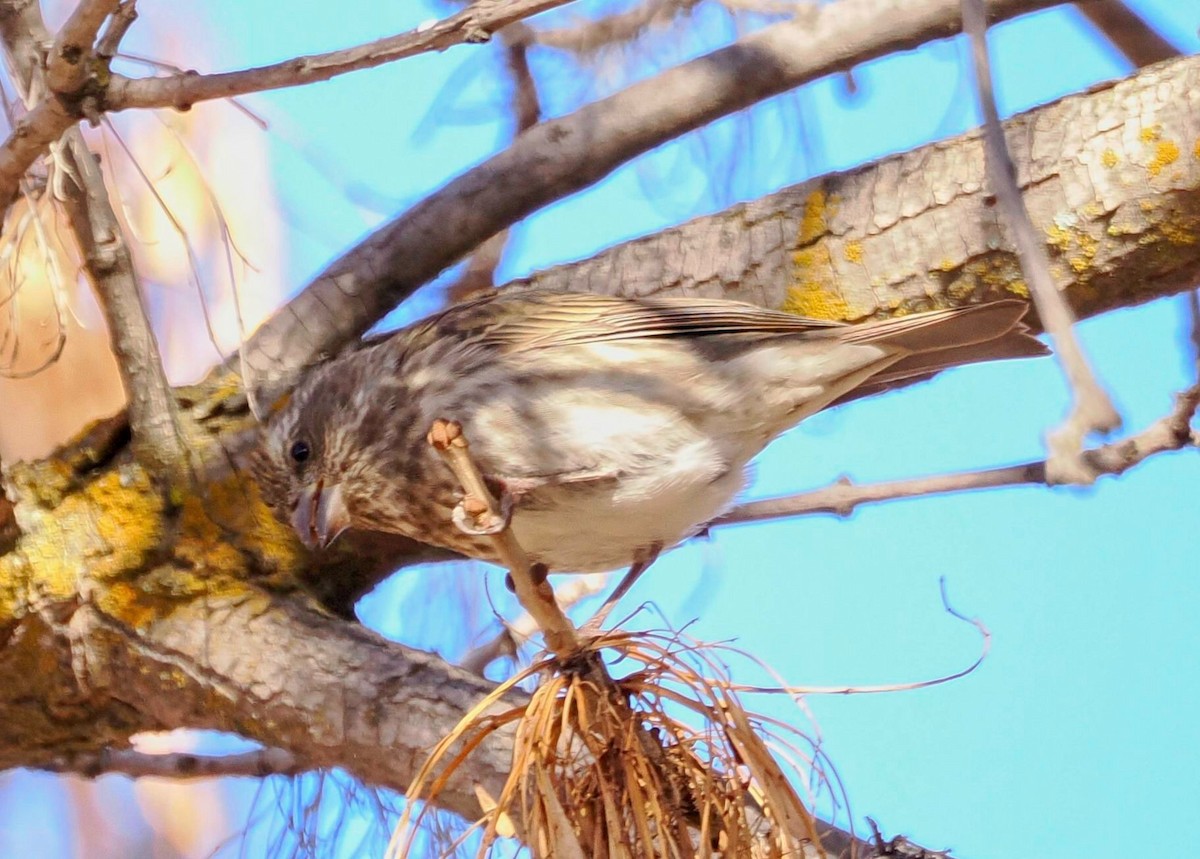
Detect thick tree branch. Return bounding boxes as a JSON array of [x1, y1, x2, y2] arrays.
[[242, 0, 1070, 397], [102, 0, 573, 112]]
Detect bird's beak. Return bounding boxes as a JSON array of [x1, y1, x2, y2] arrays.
[[292, 480, 351, 550]]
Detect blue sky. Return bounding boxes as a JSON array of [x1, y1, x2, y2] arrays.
[[3, 1, 1198, 856]]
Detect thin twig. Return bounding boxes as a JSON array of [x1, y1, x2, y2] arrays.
[[243, 0, 1069, 392], [95, 0, 137, 59], [718, 386, 1200, 527], [43, 747, 304, 781], [510, 0, 704, 55], [103, 0, 573, 113], [961, 0, 1121, 484], [45, 0, 118, 93], [428, 419, 579, 657], [460, 573, 609, 675]]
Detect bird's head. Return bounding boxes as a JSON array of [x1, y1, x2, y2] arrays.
[[252, 361, 369, 551]]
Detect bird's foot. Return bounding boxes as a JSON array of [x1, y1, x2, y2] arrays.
[[451, 489, 515, 536]]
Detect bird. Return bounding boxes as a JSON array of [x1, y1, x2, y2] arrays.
[[252, 289, 1046, 575]]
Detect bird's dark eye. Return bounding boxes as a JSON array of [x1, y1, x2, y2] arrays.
[[289, 440, 311, 464]]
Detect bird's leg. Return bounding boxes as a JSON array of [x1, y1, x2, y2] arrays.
[[581, 542, 662, 635]]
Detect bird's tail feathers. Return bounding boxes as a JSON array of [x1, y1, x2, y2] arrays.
[[837, 299, 1039, 353]]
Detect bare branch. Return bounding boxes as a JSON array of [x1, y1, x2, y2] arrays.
[[718, 384, 1200, 527], [45, 0, 119, 93], [428, 419, 581, 656], [244, 0, 1069, 395], [1075, 0, 1182, 68], [0, 2, 186, 480], [460, 574, 609, 675], [514, 0, 706, 55], [94, 0, 137, 59], [962, 0, 1121, 484], [0, 94, 74, 190], [58, 129, 189, 480], [103, 0, 574, 112], [43, 746, 304, 781]]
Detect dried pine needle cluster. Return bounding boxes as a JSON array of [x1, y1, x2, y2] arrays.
[[391, 630, 836, 859]]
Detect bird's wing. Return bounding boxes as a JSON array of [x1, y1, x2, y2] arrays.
[[432, 290, 848, 352]]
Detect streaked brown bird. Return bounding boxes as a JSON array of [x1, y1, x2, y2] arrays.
[[253, 290, 1046, 574]]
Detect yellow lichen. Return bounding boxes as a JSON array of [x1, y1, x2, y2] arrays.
[[843, 240, 864, 263], [1139, 125, 1161, 143], [1159, 217, 1198, 247], [1100, 149, 1119, 168], [781, 283, 852, 321], [797, 190, 837, 244], [1007, 280, 1030, 298], [1045, 223, 1072, 253], [787, 222, 857, 321], [1147, 140, 1180, 178], [1194, 139, 1200, 161]]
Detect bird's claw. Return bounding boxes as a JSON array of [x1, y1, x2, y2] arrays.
[[451, 490, 514, 536]]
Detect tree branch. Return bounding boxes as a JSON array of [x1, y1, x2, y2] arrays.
[[42, 746, 305, 781], [0, 1, 187, 481], [1074, 0, 1182, 68], [963, 0, 1121, 483], [102, 0, 573, 112], [45, 0, 119, 93], [242, 0, 1070, 397], [717, 384, 1200, 527]]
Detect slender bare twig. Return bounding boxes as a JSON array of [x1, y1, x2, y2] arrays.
[[244, 0, 1069, 392], [961, 0, 1121, 484], [43, 747, 304, 781], [460, 574, 609, 675], [428, 419, 580, 656], [1075, 0, 1181, 68], [45, 0, 119, 93], [95, 1, 137, 60], [718, 387, 1200, 527], [510, 0, 704, 55], [103, 0, 573, 113]]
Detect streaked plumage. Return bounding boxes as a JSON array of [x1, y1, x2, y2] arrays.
[[252, 290, 1046, 572]]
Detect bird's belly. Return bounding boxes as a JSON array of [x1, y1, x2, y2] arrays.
[[510, 463, 746, 573]]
